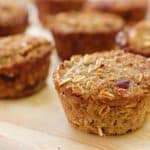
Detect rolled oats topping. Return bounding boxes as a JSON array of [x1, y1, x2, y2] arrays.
[[52, 0, 84, 1], [117, 20, 150, 57], [0, 1, 27, 25], [0, 35, 51, 68], [48, 12, 124, 33], [128, 21, 150, 53], [56, 51, 150, 105], [87, 0, 147, 9]]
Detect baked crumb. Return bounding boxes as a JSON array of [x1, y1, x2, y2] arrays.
[[0, 1, 28, 36], [56, 51, 150, 106], [0, 34, 52, 98], [84, 0, 148, 22], [117, 20, 150, 57], [48, 11, 124, 59], [48, 11, 124, 33], [54, 51, 150, 135]]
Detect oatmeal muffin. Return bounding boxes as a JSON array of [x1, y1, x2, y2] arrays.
[[0, 35, 52, 99], [36, 0, 84, 24], [116, 20, 150, 57], [48, 11, 124, 60], [54, 51, 150, 136], [0, 1, 28, 36], [84, 0, 148, 23]]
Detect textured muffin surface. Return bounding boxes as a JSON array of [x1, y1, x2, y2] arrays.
[[36, 0, 84, 23], [55, 51, 150, 106], [54, 51, 150, 135], [0, 34, 52, 98], [0, 1, 28, 36], [0, 2, 26, 24], [117, 21, 150, 57], [0, 35, 51, 68], [86, 0, 147, 10], [48, 12, 124, 33], [85, 0, 148, 22]]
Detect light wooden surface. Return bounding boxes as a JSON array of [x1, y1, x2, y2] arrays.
[[0, 2, 149, 150], [0, 83, 149, 150], [0, 85, 149, 150]]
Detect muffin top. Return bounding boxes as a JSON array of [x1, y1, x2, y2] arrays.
[[117, 21, 150, 57], [0, 34, 52, 69], [0, 1, 28, 26], [54, 51, 150, 106], [48, 11, 124, 33], [42, 0, 83, 1], [85, 0, 147, 11]]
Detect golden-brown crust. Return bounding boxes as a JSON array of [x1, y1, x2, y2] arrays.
[[116, 20, 150, 57], [53, 50, 150, 135], [0, 35, 51, 68], [84, 0, 148, 22], [0, 35, 52, 98], [48, 12, 124, 59], [54, 51, 150, 106], [53, 31, 119, 60], [0, 2, 28, 36], [36, 0, 84, 14], [48, 12, 124, 33], [0, 54, 50, 98], [36, 0, 84, 24], [59, 91, 149, 135]]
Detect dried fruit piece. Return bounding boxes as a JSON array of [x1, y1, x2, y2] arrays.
[[116, 79, 130, 89]]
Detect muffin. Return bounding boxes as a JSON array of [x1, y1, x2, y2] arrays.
[[0, 1, 28, 36], [116, 20, 150, 57], [0, 34, 52, 99], [48, 11, 124, 60], [84, 0, 148, 23], [36, 0, 84, 24], [54, 51, 150, 136]]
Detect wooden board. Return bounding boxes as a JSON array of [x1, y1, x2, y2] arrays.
[[0, 84, 149, 150], [0, 2, 149, 150]]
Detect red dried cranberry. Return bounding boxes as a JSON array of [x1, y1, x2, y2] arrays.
[[116, 79, 130, 89]]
